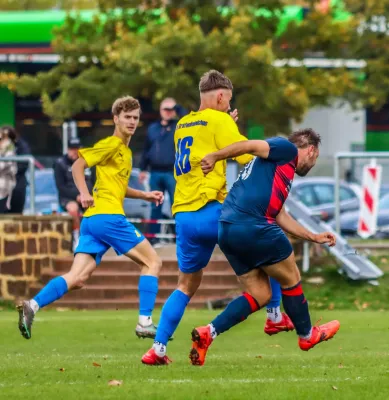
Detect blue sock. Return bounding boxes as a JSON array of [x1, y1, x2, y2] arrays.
[[155, 290, 190, 345], [211, 292, 260, 335], [268, 277, 281, 308], [281, 282, 312, 336], [33, 276, 68, 308], [138, 275, 158, 317]]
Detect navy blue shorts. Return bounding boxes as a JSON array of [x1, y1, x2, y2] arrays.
[[175, 201, 222, 273], [75, 214, 145, 265], [218, 221, 293, 276]]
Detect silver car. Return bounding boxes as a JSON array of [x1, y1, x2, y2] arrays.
[[290, 177, 361, 221]]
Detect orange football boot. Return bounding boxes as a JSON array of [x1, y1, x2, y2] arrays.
[[141, 348, 172, 365], [299, 320, 340, 351], [264, 312, 295, 336], [189, 326, 213, 366]]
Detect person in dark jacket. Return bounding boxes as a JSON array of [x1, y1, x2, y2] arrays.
[[2, 126, 32, 214], [54, 138, 95, 248], [139, 97, 187, 244]]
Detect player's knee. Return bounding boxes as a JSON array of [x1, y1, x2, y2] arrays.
[[177, 272, 202, 297], [65, 269, 93, 290], [66, 201, 80, 217], [251, 286, 272, 308], [145, 257, 162, 276], [66, 275, 86, 290]]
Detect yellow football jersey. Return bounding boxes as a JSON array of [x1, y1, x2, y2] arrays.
[[79, 136, 132, 217], [172, 108, 252, 215]]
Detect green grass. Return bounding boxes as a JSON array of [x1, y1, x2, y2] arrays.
[[299, 255, 389, 311], [1, 309, 389, 400]]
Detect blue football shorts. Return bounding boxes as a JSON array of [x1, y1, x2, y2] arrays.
[[218, 221, 293, 276], [175, 201, 222, 274], [75, 214, 145, 265]]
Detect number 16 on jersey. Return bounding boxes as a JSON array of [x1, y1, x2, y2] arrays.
[[175, 136, 193, 176]]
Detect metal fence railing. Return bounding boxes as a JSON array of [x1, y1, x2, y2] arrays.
[[0, 155, 36, 214]]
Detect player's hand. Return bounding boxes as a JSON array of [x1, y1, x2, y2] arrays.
[[313, 232, 336, 247], [145, 191, 164, 206], [76, 194, 81, 204], [201, 154, 217, 175], [230, 109, 239, 122], [138, 171, 148, 184], [80, 192, 94, 209]]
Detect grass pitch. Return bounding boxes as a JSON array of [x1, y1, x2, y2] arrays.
[[1, 309, 389, 400]]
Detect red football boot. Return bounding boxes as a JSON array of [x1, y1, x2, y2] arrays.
[[264, 312, 295, 336], [141, 348, 172, 365], [299, 320, 340, 351], [189, 326, 213, 366]]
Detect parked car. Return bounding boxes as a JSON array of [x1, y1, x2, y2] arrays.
[[24, 168, 172, 218], [290, 177, 361, 221], [328, 193, 389, 238]]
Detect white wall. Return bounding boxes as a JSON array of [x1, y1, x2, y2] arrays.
[[292, 100, 365, 157], [291, 100, 366, 177]]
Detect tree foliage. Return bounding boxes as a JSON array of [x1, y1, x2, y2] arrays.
[[2, 0, 389, 134]]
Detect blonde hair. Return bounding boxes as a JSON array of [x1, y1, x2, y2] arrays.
[[112, 96, 141, 116]]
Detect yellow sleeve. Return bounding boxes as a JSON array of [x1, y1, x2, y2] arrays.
[[214, 114, 253, 165], [79, 137, 121, 167]]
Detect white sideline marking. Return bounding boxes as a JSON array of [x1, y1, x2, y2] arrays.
[[148, 377, 364, 384], [0, 377, 365, 388]]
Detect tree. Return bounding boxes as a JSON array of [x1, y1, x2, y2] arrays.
[[2, 0, 389, 134]]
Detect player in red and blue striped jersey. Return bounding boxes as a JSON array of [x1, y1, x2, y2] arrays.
[[190, 129, 340, 366]]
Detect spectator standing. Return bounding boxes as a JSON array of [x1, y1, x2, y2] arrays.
[[139, 98, 187, 245], [0, 127, 17, 213], [54, 138, 95, 249], [2, 126, 32, 213]]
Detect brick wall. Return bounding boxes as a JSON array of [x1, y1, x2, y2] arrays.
[[0, 215, 73, 301]]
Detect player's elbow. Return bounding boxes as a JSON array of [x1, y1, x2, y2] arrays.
[[250, 140, 270, 158], [72, 158, 87, 174]]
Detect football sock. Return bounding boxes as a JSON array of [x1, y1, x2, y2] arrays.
[[281, 282, 312, 337], [138, 275, 158, 318], [267, 277, 282, 322], [266, 306, 282, 323], [138, 315, 153, 326], [28, 299, 40, 314], [33, 276, 68, 309], [211, 292, 260, 335], [153, 341, 166, 358], [208, 323, 217, 339], [154, 290, 190, 348]]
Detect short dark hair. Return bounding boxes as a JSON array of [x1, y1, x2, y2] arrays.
[[288, 128, 321, 149], [112, 96, 141, 116], [199, 70, 233, 93]]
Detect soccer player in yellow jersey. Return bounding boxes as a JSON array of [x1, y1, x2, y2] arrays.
[[142, 70, 254, 364], [17, 96, 164, 340]]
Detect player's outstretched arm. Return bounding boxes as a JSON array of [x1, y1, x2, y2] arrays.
[[72, 157, 94, 208], [276, 206, 336, 247], [201, 140, 270, 175], [126, 187, 164, 206]]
